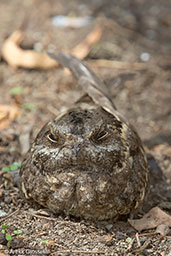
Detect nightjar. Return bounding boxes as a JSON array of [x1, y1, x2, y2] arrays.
[[20, 53, 149, 221]]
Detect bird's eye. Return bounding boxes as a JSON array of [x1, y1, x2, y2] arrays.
[[91, 129, 109, 143], [97, 130, 108, 140], [47, 133, 58, 143]]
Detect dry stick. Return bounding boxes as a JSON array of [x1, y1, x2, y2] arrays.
[[90, 59, 148, 70], [127, 237, 135, 251], [89, 59, 162, 73], [24, 211, 57, 221], [133, 238, 152, 253], [138, 232, 157, 237], [0, 209, 20, 224], [135, 232, 141, 247]]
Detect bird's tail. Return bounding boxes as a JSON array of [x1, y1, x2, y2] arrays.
[[48, 52, 117, 116]]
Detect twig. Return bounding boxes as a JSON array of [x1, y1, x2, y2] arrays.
[[89, 59, 161, 72], [133, 238, 151, 253], [138, 231, 157, 237], [135, 232, 141, 247], [24, 211, 57, 221], [127, 237, 135, 251], [0, 209, 20, 223]]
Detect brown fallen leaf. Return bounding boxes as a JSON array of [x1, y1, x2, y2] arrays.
[[0, 104, 20, 130], [2, 26, 102, 71], [71, 25, 102, 59], [128, 207, 171, 232], [156, 224, 170, 236], [1, 30, 58, 70]]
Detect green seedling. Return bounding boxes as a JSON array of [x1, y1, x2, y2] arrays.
[[23, 103, 36, 111], [1, 225, 12, 247], [1, 225, 8, 234], [5, 233, 12, 241], [1, 225, 23, 248], [13, 230, 22, 235], [10, 162, 22, 171], [2, 162, 22, 172], [6, 233, 12, 248], [10, 86, 24, 95], [42, 240, 49, 244], [1, 167, 10, 172]]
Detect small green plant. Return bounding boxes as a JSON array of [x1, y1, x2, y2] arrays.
[[2, 162, 22, 172], [1, 224, 8, 234], [1, 225, 23, 247], [22, 103, 36, 111], [1, 225, 12, 247], [6, 233, 12, 247], [10, 86, 24, 95], [42, 240, 49, 244], [1, 167, 10, 172], [13, 230, 22, 235]]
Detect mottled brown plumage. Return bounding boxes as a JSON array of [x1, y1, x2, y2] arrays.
[[20, 53, 149, 221]]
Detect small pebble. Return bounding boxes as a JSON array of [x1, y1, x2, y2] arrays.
[[0, 209, 8, 217], [140, 52, 150, 62], [105, 224, 113, 231]]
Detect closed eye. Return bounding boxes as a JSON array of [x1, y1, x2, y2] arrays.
[[91, 128, 109, 143], [97, 130, 108, 140], [47, 132, 58, 143]]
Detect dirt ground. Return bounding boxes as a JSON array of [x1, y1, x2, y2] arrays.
[[0, 0, 171, 255]]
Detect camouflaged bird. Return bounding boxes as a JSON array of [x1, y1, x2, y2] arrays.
[[20, 53, 149, 221]]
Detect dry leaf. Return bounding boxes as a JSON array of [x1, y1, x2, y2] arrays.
[[128, 207, 171, 232], [71, 26, 102, 60], [0, 104, 20, 130], [1, 30, 58, 70], [2, 26, 102, 71], [71, 25, 102, 59], [62, 25, 102, 75], [34, 209, 51, 217], [156, 224, 170, 236], [47, 240, 55, 248]]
